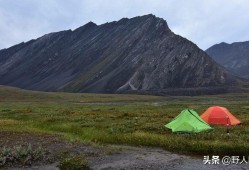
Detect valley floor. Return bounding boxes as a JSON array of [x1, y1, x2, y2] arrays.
[[0, 86, 249, 169]]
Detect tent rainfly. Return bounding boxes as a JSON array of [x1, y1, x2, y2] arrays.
[[201, 106, 241, 126], [165, 109, 212, 133]]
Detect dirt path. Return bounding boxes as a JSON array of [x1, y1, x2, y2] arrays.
[[1, 132, 248, 170], [90, 146, 249, 170]]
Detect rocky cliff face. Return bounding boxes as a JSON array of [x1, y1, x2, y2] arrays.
[[206, 41, 249, 79], [0, 14, 239, 95]]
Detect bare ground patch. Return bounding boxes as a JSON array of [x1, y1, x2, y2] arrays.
[[0, 131, 248, 170]]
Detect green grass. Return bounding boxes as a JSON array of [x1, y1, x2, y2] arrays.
[[0, 86, 249, 156], [59, 156, 91, 170]]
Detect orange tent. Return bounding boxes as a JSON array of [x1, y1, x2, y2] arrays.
[[201, 106, 241, 126]]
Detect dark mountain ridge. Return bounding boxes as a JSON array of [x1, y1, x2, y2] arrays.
[[0, 14, 245, 95], [206, 41, 249, 79]]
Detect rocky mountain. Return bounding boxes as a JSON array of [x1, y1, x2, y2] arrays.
[[0, 14, 243, 95], [206, 41, 249, 79]]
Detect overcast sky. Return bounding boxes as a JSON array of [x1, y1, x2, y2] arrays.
[[1, 0, 249, 50]]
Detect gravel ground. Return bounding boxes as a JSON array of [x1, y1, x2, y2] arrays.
[[89, 146, 249, 170]]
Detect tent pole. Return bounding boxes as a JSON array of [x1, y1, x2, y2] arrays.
[[226, 115, 230, 135]]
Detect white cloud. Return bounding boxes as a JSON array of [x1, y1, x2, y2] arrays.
[[0, 0, 249, 50]]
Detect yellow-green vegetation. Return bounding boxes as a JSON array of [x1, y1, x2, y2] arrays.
[[0, 86, 249, 156], [59, 156, 91, 170]]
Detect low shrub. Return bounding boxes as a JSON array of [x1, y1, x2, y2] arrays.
[[0, 144, 47, 167]]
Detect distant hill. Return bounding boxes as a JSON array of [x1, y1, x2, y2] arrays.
[[0, 14, 243, 95], [206, 41, 249, 79]]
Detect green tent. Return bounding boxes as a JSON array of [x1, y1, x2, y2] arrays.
[[165, 109, 212, 133]]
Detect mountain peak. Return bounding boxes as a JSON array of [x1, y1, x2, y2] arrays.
[[207, 40, 249, 79], [219, 42, 229, 45], [0, 15, 240, 95], [74, 21, 97, 32], [140, 13, 156, 19], [126, 14, 170, 32], [134, 14, 166, 23], [85, 21, 97, 27]]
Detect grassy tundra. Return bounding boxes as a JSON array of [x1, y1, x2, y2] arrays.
[[0, 85, 249, 157]]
